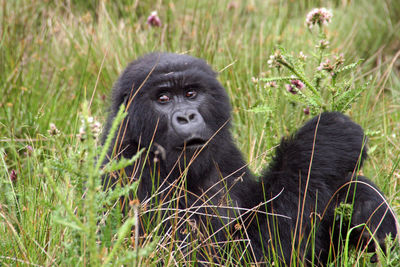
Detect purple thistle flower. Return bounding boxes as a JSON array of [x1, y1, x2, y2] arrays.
[[291, 79, 305, 90], [147, 11, 162, 27], [267, 50, 283, 69], [251, 77, 259, 83], [305, 8, 333, 29], [24, 145, 33, 156], [10, 170, 17, 182], [333, 53, 345, 66], [317, 58, 334, 72], [48, 123, 60, 136], [265, 81, 277, 88], [299, 51, 307, 61], [316, 39, 329, 49], [285, 84, 297, 94], [227, 1, 239, 10], [303, 107, 310, 115]]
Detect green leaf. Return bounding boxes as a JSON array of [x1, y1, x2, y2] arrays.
[[53, 217, 83, 231], [103, 181, 140, 206], [335, 59, 363, 75], [333, 83, 367, 112], [102, 148, 145, 173], [260, 76, 293, 83]]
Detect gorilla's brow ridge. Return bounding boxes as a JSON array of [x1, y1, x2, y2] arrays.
[[153, 74, 205, 92]]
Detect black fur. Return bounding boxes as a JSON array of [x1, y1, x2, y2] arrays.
[[102, 53, 397, 265], [332, 174, 397, 262]]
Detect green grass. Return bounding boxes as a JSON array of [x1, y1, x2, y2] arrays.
[[1, 0, 400, 266]]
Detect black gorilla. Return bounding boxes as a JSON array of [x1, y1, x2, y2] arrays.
[[102, 53, 397, 265]]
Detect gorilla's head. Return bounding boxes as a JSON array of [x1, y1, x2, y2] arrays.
[[108, 53, 232, 160]]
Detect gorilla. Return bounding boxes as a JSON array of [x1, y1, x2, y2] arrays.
[[102, 53, 397, 265]]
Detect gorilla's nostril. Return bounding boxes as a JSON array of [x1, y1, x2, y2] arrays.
[[177, 116, 188, 124]]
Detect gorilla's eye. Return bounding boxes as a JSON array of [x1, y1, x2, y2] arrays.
[[157, 94, 170, 103], [185, 90, 197, 99]]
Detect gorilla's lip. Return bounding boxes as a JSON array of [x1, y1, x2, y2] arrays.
[[177, 137, 207, 150]]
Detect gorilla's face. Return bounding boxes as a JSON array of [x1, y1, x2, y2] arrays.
[[114, 53, 232, 159], [151, 76, 211, 150]]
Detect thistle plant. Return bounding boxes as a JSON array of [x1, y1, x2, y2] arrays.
[[43, 101, 157, 265], [262, 8, 367, 116], [147, 11, 162, 27]]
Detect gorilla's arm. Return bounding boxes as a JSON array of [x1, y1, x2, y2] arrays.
[[268, 112, 368, 180], [255, 112, 375, 264], [335, 174, 398, 256]]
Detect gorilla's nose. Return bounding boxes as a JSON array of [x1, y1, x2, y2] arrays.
[[172, 109, 205, 137], [175, 112, 197, 125]]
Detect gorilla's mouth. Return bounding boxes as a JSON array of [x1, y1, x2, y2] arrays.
[[179, 137, 207, 149]]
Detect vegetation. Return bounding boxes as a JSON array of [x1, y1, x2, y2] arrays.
[[1, 0, 400, 266]]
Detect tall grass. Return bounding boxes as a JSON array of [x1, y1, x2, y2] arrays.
[[1, 0, 400, 265]]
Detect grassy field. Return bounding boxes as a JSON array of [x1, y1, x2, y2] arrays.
[[1, 0, 400, 266]]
